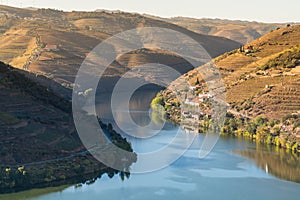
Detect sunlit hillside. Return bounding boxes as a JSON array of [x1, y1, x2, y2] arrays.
[[0, 5, 241, 94]]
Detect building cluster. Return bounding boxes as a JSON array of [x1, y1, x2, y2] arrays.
[[180, 90, 214, 133], [184, 93, 213, 106]]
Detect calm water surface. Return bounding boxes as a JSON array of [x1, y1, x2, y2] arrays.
[[1, 91, 300, 200]]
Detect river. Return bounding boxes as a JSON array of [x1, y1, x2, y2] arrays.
[[1, 90, 300, 200]]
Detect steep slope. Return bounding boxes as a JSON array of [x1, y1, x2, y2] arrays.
[[0, 62, 135, 193], [156, 25, 300, 151], [0, 5, 240, 94], [182, 25, 300, 119], [218, 25, 300, 119]]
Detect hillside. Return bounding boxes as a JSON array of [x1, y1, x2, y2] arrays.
[[156, 25, 300, 151], [148, 16, 289, 44], [0, 62, 135, 193], [0, 5, 241, 94]]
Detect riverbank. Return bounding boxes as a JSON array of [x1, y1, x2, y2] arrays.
[[0, 155, 110, 194], [0, 122, 136, 194], [221, 112, 300, 154], [4, 126, 300, 200], [0, 62, 137, 194], [151, 92, 300, 155]]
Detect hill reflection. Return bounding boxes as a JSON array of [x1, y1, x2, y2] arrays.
[[236, 143, 300, 183]]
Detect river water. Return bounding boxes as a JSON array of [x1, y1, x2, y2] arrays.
[[1, 90, 300, 200]]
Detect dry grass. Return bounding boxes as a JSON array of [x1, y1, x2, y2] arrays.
[[0, 7, 241, 92], [253, 77, 300, 119], [170, 25, 300, 120], [226, 76, 296, 103], [166, 17, 283, 44], [9, 37, 37, 68], [0, 28, 33, 63]]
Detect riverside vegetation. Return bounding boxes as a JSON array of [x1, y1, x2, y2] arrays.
[[0, 62, 136, 193], [152, 24, 300, 155]]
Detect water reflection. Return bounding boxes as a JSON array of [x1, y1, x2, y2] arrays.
[[0, 185, 69, 200], [2, 128, 300, 199], [16, 134, 300, 200], [19, 89, 299, 200], [93, 89, 300, 184], [94, 87, 160, 123], [235, 141, 300, 183]]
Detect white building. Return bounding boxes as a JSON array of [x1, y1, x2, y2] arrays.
[[198, 93, 213, 102], [184, 98, 199, 106]]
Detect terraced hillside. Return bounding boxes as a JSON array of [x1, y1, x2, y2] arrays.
[[0, 62, 135, 192], [184, 25, 300, 119], [157, 25, 300, 151], [0, 5, 241, 94], [220, 26, 300, 119]]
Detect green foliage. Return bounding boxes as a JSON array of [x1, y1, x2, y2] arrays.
[[195, 78, 200, 85], [254, 116, 267, 127], [256, 126, 270, 142], [291, 143, 299, 152], [99, 120, 134, 153], [0, 63, 136, 192], [151, 94, 165, 107], [84, 88, 93, 97], [0, 112, 20, 125], [36, 129, 62, 143], [150, 93, 168, 125], [261, 45, 300, 70], [151, 106, 166, 126], [245, 122, 258, 135], [234, 98, 255, 112], [221, 112, 299, 154], [54, 139, 81, 151]]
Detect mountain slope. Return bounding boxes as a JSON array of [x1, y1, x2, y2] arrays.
[[156, 25, 300, 151], [188, 25, 300, 119], [146, 16, 290, 44], [0, 5, 241, 94], [0, 62, 135, 192]]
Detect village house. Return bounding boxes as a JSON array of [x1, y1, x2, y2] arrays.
[[189, 85, 201, 91], [189, 86, 197, 91], [184, 93, 213, 106], [198, 93, 213, 102], [184, 98, 199, 106]]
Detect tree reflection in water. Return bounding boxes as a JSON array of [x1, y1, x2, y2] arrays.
[[236, 142, 300, 183]]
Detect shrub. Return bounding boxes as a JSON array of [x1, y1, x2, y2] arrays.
[[262, 46, 300, 70]]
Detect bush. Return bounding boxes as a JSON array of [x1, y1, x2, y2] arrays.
[[262, 46, 300, 70], [151, 94, 165, 107]]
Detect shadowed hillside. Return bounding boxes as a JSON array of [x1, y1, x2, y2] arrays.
[[0, 62, 136, 193]]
